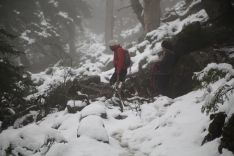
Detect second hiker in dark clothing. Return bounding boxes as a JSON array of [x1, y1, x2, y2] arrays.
[[151, 40, 176, 95], [160, 40, 176, 74], [109, 40, 128, 87]]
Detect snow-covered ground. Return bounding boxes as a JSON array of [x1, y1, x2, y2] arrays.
[[1, 62, 234, 155], [1, 71, 234, 156]]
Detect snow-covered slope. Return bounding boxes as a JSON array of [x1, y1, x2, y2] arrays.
[[1, 62, 234, 155], [1, 69, 233, 156]]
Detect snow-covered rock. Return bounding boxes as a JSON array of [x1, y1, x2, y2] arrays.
[[66, 100, 88, 113], [81, 102, 107, 119], [77, 115, 109, 143], [0, 124, 67, 156]]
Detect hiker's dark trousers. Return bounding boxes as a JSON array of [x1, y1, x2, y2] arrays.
[[110, 69, 127, 85]]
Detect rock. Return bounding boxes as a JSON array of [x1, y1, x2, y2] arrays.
[[114, 115, 128, 120], [79, 75, 101, 85], [124, 20, 234, 98], [81, 102, 107, 119], [169, 45, 233, 97], [172, 22, 207, 57], [202, 112, 226, 145], [77, 115, 109, 143], [44, 81, 73, 113], [66, 100, 88, 113], [201, 0, 234, 22], [219, 114, 234, 154], [69, 76, 113, 100], [124, 68, 152, 98]]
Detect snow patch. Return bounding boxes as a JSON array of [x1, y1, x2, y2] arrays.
[[77, 115, 109, 143]]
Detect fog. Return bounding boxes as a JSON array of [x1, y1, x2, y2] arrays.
[[84, 0, 138, 35], [84, 0, 182, 35], [0, 0, 183, 72]]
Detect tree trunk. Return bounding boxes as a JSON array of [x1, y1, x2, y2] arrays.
[[130, 0, 144, 27], [105, 0, 114, 49], [143, 0, 161, 33]]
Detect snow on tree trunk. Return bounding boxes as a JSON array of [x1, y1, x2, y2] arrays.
[[105, 0, 114, 49], [143, 0, 161, 33]]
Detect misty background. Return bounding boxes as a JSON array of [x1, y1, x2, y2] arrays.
[[0, 0, 181, 72]]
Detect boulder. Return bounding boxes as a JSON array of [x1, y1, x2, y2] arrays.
[[77, 115, 109, 143], [66, 100, 88, 113], [201, 0, 234, 22], [78, 75, 101, 85], [219, 114, 234, 154], [202, 112, 227, 145], [68, 75, 113, 100], [81, 102, 107, 119], [124, 66, 153, 98], [172, 22, 207, 57], [169, 45, 233, 97]]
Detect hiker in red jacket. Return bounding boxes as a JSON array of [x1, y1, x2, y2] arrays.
[[109, 40, 127, 87]]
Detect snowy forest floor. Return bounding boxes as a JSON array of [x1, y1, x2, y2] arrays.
[[0, 85, 233, 156]]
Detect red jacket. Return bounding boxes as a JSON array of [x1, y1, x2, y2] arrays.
[[112, 45, 125, 74]]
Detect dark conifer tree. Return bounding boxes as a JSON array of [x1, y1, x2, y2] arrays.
[[0, 29, 33, 129]]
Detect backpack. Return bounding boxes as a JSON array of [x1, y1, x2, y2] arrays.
[[124, 49, 132, 68]]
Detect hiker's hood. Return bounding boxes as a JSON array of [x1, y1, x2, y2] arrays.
[[110, 45, 121, 51]]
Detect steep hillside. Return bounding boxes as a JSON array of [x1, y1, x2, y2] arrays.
[[0, 0, 234, 156], [0, 63, 234, 156]]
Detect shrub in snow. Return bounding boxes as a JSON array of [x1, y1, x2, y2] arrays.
[[197, 63, 234, 153], [0, 29, 35, 130], [81, 102, 107, 119], [193, 63, 234, 88], [202, 84, 234, 114], [0, 125, 67, 156], [77, 115, 109, 143], [193, 63, 234, 114], [194, 69, 227, 88], [66, 100, 88, 113]]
